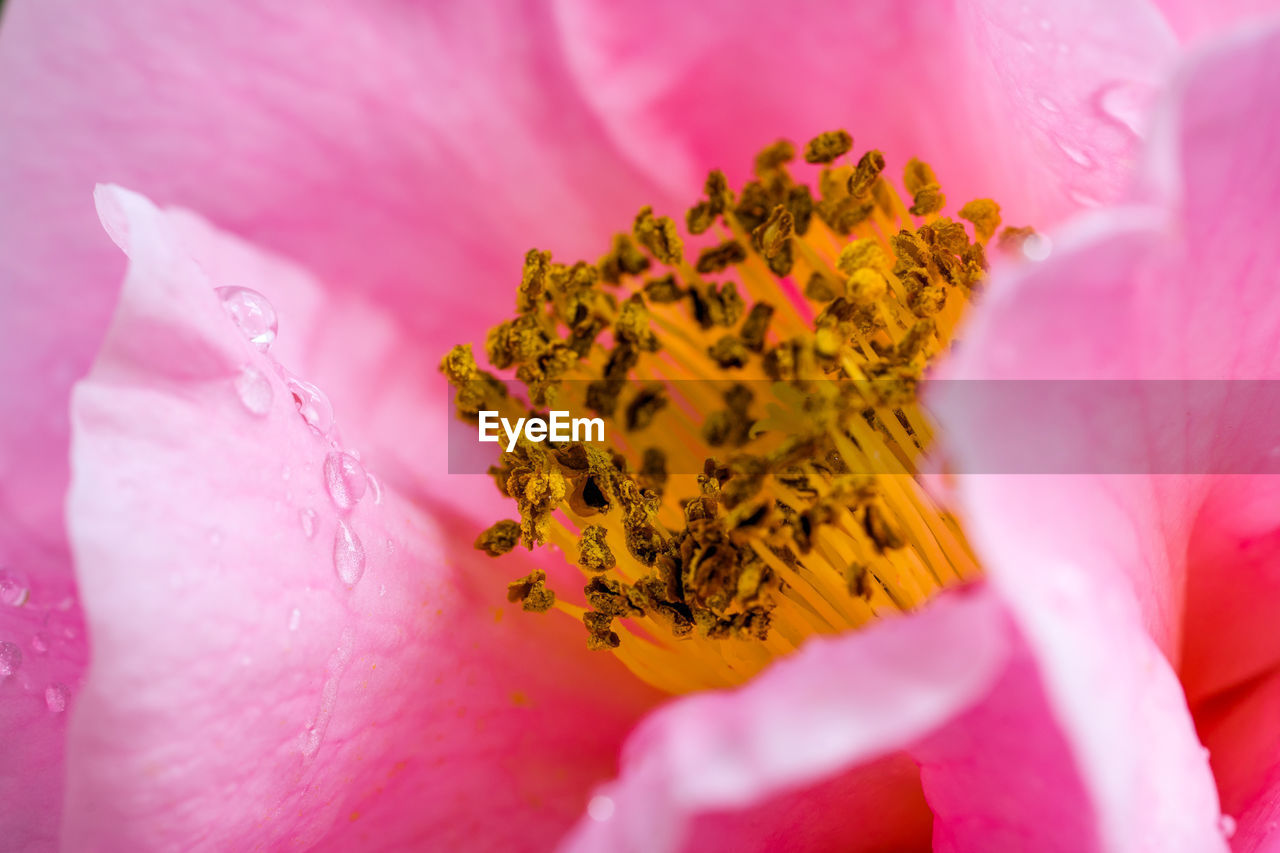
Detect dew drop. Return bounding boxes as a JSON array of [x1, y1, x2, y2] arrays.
[[0, 641, 22, 676], [0, 568, 31, 607], [300, 628, 354, 758], [233, 365, 273, 417], [1037, 96, 1059, 113], [31, 632, 49, 655], [285, 373, 335, 436], [1094, 80, 1147, 138], [289, 608, 302, 632], [216, 286, 278, 352], [1068, 188, 1102, 208], [1053, 137, 1094, 168], [1220, 815, 1237, 839], [299, 507, 317, 539], [45, 682, 69, 714], [1022, 233, 1053, 262], [588, 795, 615, 822], [334, 520, 366, 585], [367, 472, 383, 505], [324, 451, 368, 511]]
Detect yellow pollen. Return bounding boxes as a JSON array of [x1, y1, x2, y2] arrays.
[[445, 131, 1037, 695]]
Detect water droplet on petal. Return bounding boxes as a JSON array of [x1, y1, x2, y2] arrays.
[[1037, 96, 1059, 113], [285, 373, 335, 436], [216, 286, 278, 352], [0, 568, 30, 607], [367, 472, 383, 505], [1053, 137, 1094, 168], [0, 641, 22, 676], [299, 628, 354, 759], [30, 632, 49, 654], [1094, 80, 1147, 138], [289, 608, 302, 631], [588, 795, 615, 822], [334, 520, 366, 586], [1220, 815, 1237, 839], [45, 682, 69, 714], [1022, 233, 1053, 262], [324, 451, 368, 511], [233, 365, 273, 416], [1068, 188, 1102, 208], [299, 507, 317, 539]]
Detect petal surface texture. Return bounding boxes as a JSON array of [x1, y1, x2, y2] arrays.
[[64, 187, 662, 849]]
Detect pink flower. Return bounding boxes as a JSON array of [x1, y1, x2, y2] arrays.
[[0, 0, 1275, 850]]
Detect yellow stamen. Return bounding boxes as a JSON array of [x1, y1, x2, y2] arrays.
[[444, 130, 1037, 695]]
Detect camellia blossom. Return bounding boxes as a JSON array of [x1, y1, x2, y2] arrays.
[[1, 0, 1278, 850]]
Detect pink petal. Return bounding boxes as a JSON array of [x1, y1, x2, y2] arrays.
[[0, 0, 674, 632], [1182, 477, 1280, 703], [930, 19, 1280, 851], [1196, 667, 1280, 849], [560, 587, 1009, 852], [929, 214, 1199, 654], [1152, 0, 1280, 42], [1137, 18, 1280, 381], [562, 584, 1218, 851], [146, 204, 505, 520], [680, 753, 933, 851], [555, 0, 1176, 228], [64, 186, 661, 849], [931, 8, 1280, 676], [942, 476, 1224, 850]]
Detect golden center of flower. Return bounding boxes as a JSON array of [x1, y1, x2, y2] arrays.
[[443, 131, 1036, 695]]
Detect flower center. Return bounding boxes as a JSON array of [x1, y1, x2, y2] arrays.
[[443, 131, 1033, 694]]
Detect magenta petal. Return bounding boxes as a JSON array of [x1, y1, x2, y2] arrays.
[[64, 187, 660, 849]]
